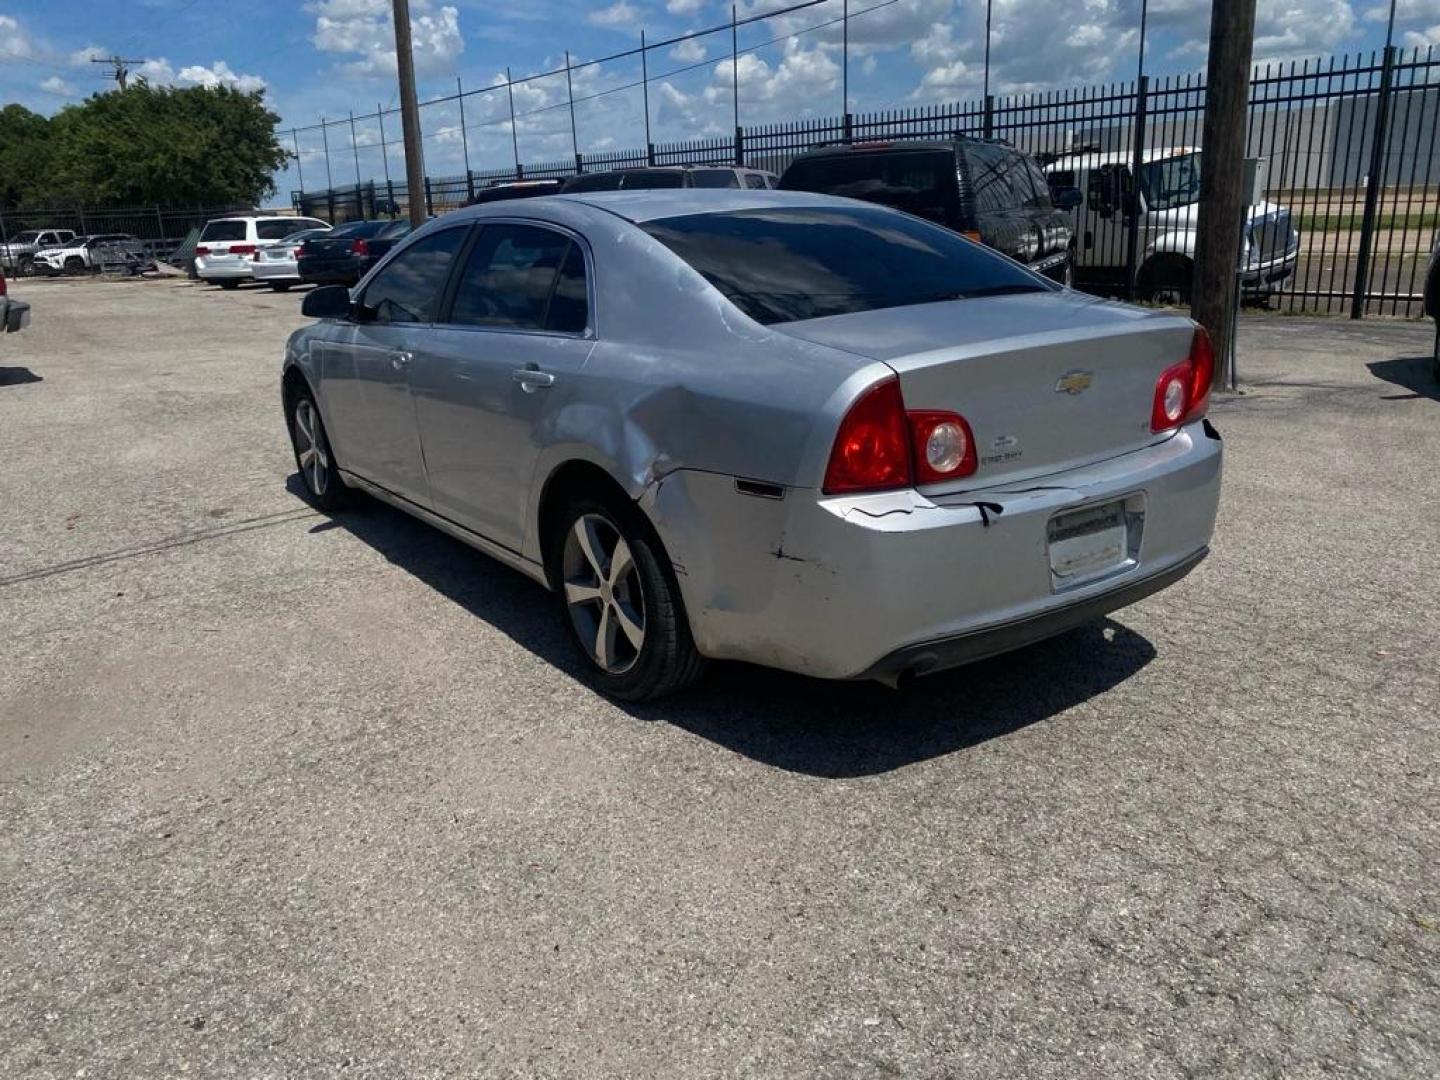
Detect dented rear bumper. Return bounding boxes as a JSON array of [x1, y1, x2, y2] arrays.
[[643, 420, 1222, 681]]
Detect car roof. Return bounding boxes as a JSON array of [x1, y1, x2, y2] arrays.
[[1045, 145, 1199, 171], [452, 188, 868, 225]]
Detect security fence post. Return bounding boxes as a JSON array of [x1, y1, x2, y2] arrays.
[[424, 176, 434, 217], [1351, 45, 1397, 320], [983, 95, 994, 139], [1125, 75, 1149, 301], [735, 125, 744, 166]]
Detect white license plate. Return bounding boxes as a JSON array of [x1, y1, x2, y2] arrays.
[[1047, 500, 1133, 588]]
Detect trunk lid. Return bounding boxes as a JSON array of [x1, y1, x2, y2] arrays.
[[777, 291, 1196, 491], [302, 235, 361, 258]]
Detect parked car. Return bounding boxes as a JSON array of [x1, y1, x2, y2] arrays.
[[0, 229, 78, 274], [194, 215, 330, 289], [32, 233, 153, 275], [1, 265, 29, 333], [250, 228, 333, 291], [464, 179, 564, 205], [779, 139, 1079, 283], [282, 190, 1221, 700], [560, 165, 778, 193], [1044, 146, 1301, 302], [297, 219, 412, 287]]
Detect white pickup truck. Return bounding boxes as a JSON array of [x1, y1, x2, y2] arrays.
[[1, 266, 30, 333]]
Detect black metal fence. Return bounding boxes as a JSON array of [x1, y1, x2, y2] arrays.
[[292, 46, 1440, 318], [0, 204, 246, 271]]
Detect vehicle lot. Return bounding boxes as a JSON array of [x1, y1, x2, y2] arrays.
[[2, 277, 1437, 1077]]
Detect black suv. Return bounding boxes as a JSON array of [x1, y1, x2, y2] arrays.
[[778, 138, 1081, 283]]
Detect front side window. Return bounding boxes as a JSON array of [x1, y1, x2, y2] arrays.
[[642, 205, 1050, 326], [1139, 152, 1202, 212], [448, 224, 587, 333], [360, 228, 466, 324]]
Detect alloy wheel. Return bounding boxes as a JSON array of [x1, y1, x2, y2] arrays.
[[562, 513, 646, 674], [293, 399, 329, 497]]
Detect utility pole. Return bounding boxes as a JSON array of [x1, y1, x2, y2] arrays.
[[1191, 0, 1256, 389], [391, 0, 427, 228], [91, 55, 145, 89]]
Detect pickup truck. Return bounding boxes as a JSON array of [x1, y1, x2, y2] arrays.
[[1, 266, 30, 333], [1, 228, 78, 275]]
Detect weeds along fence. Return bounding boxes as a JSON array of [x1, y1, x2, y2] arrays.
[[292, 46, 1440, 318], [0, 205, 246, 271]]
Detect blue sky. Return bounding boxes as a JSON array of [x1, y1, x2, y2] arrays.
[[0, 0, 1431, 200]]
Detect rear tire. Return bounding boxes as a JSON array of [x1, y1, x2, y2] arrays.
[[1138, 255, 1193, 306], [286, 386, 350, 511], [218, 279, 241, 290], [552, 497, 704, 702], [269, 282, 293, 292]]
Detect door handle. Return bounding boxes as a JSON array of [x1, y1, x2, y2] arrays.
[[512, 367, 556, 391], [390, 351, 413, 371]]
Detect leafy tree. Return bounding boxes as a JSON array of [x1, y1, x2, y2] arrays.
[[0, 83, 289, 209]]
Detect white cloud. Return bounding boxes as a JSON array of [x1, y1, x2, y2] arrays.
[[588, 1, 641, 29], [40, 75, 77, 97], [667, 0, 706, 13], [308, 0, 463, 78], [0, 14, 33, 59], [68, 46, 109, 66], [671, 37, 707, 62], [176, 60, 267, 93]]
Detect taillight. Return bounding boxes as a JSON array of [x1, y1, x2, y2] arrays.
[[196, 245, 210, 256], [296, 244, 309, 259], [230, 244, 256, 256], [350, 238, 370, 256], [0, 270, 6, 296], [823, 378, 978, 495], [1151, 326, 1215, 433]]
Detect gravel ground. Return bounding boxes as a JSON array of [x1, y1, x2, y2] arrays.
[[1, 276, 1437, 1079]]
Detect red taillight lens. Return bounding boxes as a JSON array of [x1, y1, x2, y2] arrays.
[[195, 245, 210, 257], [230, 244, 256, 256], [909, 411, 978, 484], [1151, 326, 1216, 433], [350, 238, 370, 256], [823, 379, 979, 494], [296, 244, 309, 259], [823, 378, 912, 494]]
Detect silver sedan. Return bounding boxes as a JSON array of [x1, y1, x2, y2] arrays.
[[282, 190, 1222, 700]]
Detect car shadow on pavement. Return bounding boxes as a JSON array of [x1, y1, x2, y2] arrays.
[[0, 367, 42, 386], [303, 477, 1158, 779], [1367, 356, 1440, 401]]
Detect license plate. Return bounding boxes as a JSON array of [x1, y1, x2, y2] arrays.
[[1047, 499, 1135, 588]]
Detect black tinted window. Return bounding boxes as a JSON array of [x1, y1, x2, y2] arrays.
[[257, 219, 302, 240], [643, 206, 1049, 326], [361, 228, 465, 324], [964, 144, 1034, 213], [779, 150, 957, 225], [332, 220, 386, 238], [1021, 159, 1054, 209], [200, 221, 246, 241], [547, 243, 589, 333], [743, 173, 769, 190], [691, 169, 740, 189], [620, 170, 686, 189], [562, 172, 625, 192], [449, 224, 579, 331]]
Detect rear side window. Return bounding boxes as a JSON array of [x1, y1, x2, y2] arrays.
[[200, 221, 247, 242], [779, 150, 957, 225], [1020, 158, 1055, 209], [562, 172, 625, 193], [448, 224, 586, 332], [963, 144, 1038, 212], [642, 206, 1049, 326], [360, 228, 466, 324], [691, 169, 740, 189], [620, 170, 685, 189], [743, 173, 769, 190], [256, 219, 302, 240]]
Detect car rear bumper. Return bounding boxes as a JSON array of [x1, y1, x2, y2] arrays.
[[1240, 252, 1298, 293], [643, 419, 1223, 681], [299, 257, 364, 285], [252, 261, 300, 282], [3, 297, 30, 333], [195, 259, 253, 281]]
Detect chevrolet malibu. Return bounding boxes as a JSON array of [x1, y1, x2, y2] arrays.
[[282, 191, 1222, 700]]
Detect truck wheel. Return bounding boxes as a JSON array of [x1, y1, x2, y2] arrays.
[[64, 256, 85, 274], [1138, 256, 1193, 306]]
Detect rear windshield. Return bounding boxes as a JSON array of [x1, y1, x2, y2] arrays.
[[620, 170, 686, 190], [378, 220, 412, 239], [331, 221, 389, 238], [779, 150, 956, 223], [256, 219, 305, 240], [642, 206, 1050, 326], [690, 169, 740, 189], [200, 220, 247, 242], [562, 172, 625, 193]]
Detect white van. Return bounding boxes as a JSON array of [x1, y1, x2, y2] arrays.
[[195, 215, 329, 289], [1045, 146, 1300, 303]]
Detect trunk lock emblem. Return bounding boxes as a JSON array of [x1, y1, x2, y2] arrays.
[[1055, 370, 1095, 395]]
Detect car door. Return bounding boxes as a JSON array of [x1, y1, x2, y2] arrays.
[[410, 222, 594, 553], [317, 226, 468, 506]]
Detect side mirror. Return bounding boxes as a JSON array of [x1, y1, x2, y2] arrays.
[[1054, 185, 1083, 211], [301, 285, 352, 320]]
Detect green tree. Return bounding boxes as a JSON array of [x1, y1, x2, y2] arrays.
[[1, 82, 289, 209], [0, 104, 55, 207]]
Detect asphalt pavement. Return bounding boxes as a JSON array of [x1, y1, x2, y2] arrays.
[[1, 276, 1437, 1078]]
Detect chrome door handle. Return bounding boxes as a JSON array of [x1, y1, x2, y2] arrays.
[[390, 351, 412, 371], [512, 368, 556, 390]]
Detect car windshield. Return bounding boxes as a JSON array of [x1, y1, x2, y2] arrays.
[[642, 205, 1050, 326], [281, 229, 325, 243], [779, 150, 955, 224], [200, 221, 247, 242], [331, 221, 389, 238], [1140, 152, 1202, 212]]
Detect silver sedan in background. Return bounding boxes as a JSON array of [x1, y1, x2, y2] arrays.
[[252, 228, 332, 292], [282, 191, 1222, 700]]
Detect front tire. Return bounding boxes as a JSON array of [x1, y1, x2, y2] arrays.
[[269, 282, 293, 292], [287, 388, 350, 511], [554, 498, 704, 701]]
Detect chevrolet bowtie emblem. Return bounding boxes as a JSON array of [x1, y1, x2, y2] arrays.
[[1055, 370, 1094, 395]]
